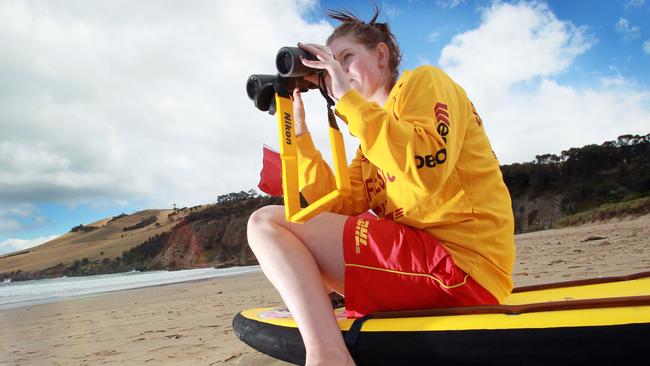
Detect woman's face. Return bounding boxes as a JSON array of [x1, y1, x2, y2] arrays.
[[328, 35, 388, 100]]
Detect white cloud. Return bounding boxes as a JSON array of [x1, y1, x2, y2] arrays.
[[644, 40, 650, 54], [625, 0, 646, 10], [0, 205, 36, 232], [0, 235, 61, 256], [382, 1, 404, 18], [0, 0, 337, 211], [436, 0, 464, 8], [440, 2, 594, 100], [428, 30, 441, 43], [438, 1, 650, 164], [615, 18, 640, 40], [0, 219, 22, 233]]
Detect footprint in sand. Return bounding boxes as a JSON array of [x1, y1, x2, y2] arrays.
[[93, 350, 120, 357]]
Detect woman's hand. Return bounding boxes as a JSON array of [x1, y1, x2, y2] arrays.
[[293, 88, 308, 136], [297, 42, 351, 101]]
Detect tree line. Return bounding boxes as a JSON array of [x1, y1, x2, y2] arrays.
[[501, 133, 649, 213]]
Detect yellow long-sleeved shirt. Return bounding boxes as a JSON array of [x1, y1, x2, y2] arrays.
[[296, 65, 515, 302]]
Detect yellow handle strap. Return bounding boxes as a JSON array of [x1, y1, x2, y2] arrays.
[[275, 93, 350, 223]]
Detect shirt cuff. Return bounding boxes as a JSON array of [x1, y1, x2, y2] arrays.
[[335, 89, 368, 137], [296, 133, 319, 159]]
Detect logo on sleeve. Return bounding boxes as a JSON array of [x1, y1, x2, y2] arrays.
[[434, 102, 450, 125], [434, 102, 450, 143]]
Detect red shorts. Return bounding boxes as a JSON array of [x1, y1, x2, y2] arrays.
[[343, 215, 497, 318]]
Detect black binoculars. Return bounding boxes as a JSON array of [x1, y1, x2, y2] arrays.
[[247, 47, 319, 114]]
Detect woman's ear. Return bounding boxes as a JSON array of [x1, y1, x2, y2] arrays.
[[376, 42, 389, 67]]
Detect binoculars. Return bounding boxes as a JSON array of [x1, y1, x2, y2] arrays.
[[246, 47, 319, 114], [245, 46, 350, 223]]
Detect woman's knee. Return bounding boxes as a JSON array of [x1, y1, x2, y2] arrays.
[[248, 205, 283, 226], [247, 205, 284, 243]]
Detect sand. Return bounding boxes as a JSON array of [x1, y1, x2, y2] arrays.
[[1, 214, 649, 365]]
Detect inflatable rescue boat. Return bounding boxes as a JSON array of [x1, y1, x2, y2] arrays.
[[233, 271, 650, 365]]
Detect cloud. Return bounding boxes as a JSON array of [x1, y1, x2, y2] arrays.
[[437, 1, 650, 164], [644, 40, 650, 54], [440, 2, 594, 100], [381, 1, 404, 18], [0, 205, 36, 233], [428, 30, 441, 43], [0, 0, 336, 212], [0, 234, 61, 256], [436, 0, 464, 8], [624, 0, 646, 10], [0, 218, 22, 233], [615, 18, 640, 40]]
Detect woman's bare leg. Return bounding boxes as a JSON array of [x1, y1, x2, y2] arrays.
[[247, 205, 354, 366]]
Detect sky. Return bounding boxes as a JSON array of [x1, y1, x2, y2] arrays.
[[1, 0, 649, 255]]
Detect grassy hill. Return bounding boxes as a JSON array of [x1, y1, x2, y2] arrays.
[[0, 208, 187, 276], [0, 193, 279, 281]]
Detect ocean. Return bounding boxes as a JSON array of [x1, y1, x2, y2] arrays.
[[0, 266, 261, 310]]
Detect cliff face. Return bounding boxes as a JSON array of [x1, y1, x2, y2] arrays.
[[512, 194, 565, 233], [151, 216, 255, 270], [143, 194, 282, 271]]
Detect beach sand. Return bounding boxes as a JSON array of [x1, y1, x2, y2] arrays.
[[1, 214, 649, 365]]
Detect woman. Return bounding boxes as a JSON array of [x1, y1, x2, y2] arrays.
[[247, 8, 514, 366]]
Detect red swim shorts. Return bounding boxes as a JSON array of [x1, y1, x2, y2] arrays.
[[342, 215, 497, 318]]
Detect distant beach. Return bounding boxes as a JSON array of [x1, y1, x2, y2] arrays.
[[1, 214, 649, 365]]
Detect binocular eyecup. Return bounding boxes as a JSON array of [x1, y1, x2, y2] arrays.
[[247, 47, 319, 113]]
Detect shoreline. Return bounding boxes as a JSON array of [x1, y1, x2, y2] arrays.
[[0, 266, 262, 311]]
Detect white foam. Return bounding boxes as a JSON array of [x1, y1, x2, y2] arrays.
[[0, 266, 261, 310]]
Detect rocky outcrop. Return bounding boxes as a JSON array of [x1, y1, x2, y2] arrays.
[[146, 196, 281, 271], [150, 215, 257, 270], [512, 194, 566, 233]]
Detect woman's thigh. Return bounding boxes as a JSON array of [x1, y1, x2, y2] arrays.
[[250, 205, 349, 292]]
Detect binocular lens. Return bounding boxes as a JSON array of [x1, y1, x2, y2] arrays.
[[246, 77, 260, 100], [246, 74, 277, 112], [276, 47, 316, 77], [277, 49, 294, 77]]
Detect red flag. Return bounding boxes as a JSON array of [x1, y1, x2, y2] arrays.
[[258, 145, 283, 196]]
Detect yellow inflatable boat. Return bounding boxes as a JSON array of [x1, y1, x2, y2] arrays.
[[233, 271, 650, 365]]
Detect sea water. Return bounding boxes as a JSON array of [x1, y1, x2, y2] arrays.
[[0, 266, 261, 310]]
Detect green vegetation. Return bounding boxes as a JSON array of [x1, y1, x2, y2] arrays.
[[70, 224, 98, 233], [217, 189, 259, 204], [185, 190, 280, 224], [555, 196, 650, 228], [501, 133, 649, 229], [120, 233, 167, 269], [59, 234, 168, 277], [123, 215, 158, 232], [107, 213, 128, 223]]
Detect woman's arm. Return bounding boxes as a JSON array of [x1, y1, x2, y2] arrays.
[[297, 133, 369, 216], [335, 65, 468, 195]]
